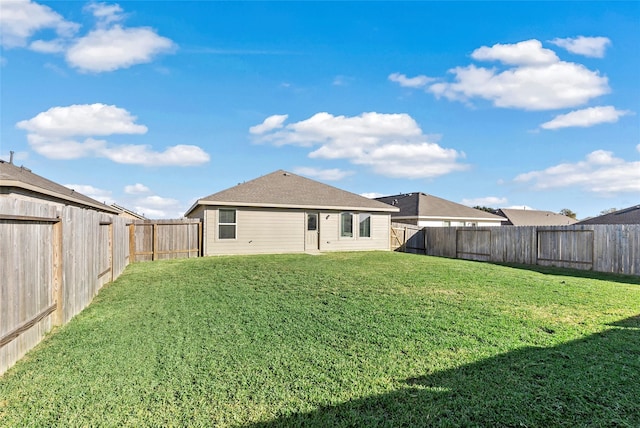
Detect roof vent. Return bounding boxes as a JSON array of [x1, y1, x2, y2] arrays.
[[283, 172, 290, 176]]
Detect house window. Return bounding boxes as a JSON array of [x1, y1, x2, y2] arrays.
[[219, 209, 236, 239], [340, 212, 353, 237], [359, 213, 371, 238]]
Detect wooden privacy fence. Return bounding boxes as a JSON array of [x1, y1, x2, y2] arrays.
[[420, 224, 640, 276], [129, 219, 201, 262], [391, 222, 426, 254], [0, 198, 130, 375]]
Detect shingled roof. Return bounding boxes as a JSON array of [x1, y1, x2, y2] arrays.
[[375, 192, 505, 221], [576, 205, 640, 225], [497, 208, 578, 226], [185, 170, 398, 215], [0, 160, 119, 213]]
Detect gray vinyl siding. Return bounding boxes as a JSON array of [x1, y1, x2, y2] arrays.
[[204, 207, 305, 255], [319, 212, 390, 252], [200, 207, 392, 256]]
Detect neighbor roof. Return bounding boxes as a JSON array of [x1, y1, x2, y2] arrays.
[[185, 170, 399, 215], [0, 160, 119, 213], [576, 205, 640, 225], [375, 193, 505, 221], [497, 208, 578, 226]]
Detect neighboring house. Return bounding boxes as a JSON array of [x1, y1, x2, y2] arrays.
[[111, 203, 148, 220], [497, 208, 578, 226], [576, 205, 640, 225], [375, 192, 504, 227], [0, 159, 119, 214], [184, 170, 399, 255]]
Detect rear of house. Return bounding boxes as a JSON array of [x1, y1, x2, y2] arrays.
[[185, 170, 398, 255]]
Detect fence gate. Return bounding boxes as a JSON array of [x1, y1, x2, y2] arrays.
[[391, 226, 405, 251], [129, 220, 202, 262]]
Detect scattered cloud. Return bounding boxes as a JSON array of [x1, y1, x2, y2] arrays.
[[360, 192, 385, 199], [637, 143, 640, 153], [249, 114, 288, 134], [66, 25, 175, 73], [1, 1, 175, 73], [461, 196, 508, 207], [251, 112, 468, 179], [514, 150, 640, 194], [292, 167, 354, 181], [134, 195, 183, 219], [64, 183, 114, 204], [393, 39, 610, 111], [124, 183, 151, 194], [17, 103, 209, 166], [0, 0, 79, 48], [0, 56, 6, 67], [332, 75, 354, 86], [388, 73, 435, 88], [549, 36, 611, 58], [471, 39, 558, 66], [540, 106, 632, 130]]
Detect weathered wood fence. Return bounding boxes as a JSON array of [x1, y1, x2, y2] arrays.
[[415, 224, 639, 275], [0, 198, 130, 375], [391, 222, 425, 254], [129, 219, 201, 262]]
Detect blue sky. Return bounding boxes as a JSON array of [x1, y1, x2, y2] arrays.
[[1, 1, 638, 219]]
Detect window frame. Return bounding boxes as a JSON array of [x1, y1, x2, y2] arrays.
[[340, 212, 354, 238], [218, 208, 237, 240], [358, 213, 371, 238]]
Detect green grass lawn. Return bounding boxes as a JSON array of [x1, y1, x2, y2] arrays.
[[1, 252, 639, 427]]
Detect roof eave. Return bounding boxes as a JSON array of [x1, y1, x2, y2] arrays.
[[1, 180, 120, 214], [187, 199, 400, 213]]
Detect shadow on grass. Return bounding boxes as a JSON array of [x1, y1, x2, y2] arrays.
[[488, 261, 640, 286], [247, 315, 639, 427]]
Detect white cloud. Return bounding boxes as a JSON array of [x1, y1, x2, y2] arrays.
[[251, 112, 468, 179], [17, 103, 148, 137], [124, 183, 151, 194], [540, 106, 632, 130], [0, 0, 79, 48], [514, 150, 640, 194], [134, 195, 183, 219], [64, 183, 114, 204], [360, 192, 385, 199], [249, 114, 288, 134], [292, 167, 354, 181], [85, 2, 124, 27], [29, 39, 66, 53], [637, 144, 640, 153], [388, 72, 434, 88], [461, 196, 508, 207], [17, 103, 209, 166], [471, 39, 558, 66], [394, 39, 610, 111], [66, 25, 175, 72], [332, 75, 354, 86], [549, 36, 611, 58]]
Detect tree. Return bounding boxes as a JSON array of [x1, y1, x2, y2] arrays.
[[559, 208, 577, 219], [600, 208, 617, 215], [473, 206, 498, 215]]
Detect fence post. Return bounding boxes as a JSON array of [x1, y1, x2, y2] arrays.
[[152, 223, 158, 261], [52, 218, 64, 326], [129, 223, 136, 263]]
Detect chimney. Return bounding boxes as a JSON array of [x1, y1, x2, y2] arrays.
[[9, 151, 14, 164]]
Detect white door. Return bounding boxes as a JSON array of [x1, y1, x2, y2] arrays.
[[305, 213, 319, 251]]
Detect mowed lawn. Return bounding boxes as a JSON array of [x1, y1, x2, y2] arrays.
[[1, 252, 639, 427]]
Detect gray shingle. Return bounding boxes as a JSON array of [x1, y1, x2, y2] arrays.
[[577, 205, 640, 225], [497, 208, 578, 226], [376, 193, 505, 220], [190, 170, 398, 213]]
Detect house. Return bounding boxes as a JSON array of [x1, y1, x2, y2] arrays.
[[0, 159, 119, 214], [375, 192, 504, 227], [496, 208, 578, 226], [111, 203, 148, 220], [576, 205, 640, 225], [184, 170, 399, 255]]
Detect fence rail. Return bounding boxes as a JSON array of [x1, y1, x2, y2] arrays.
[[0, 198, 130, 375], [418, 224, 639, 276], [130, 220, 201, 262]]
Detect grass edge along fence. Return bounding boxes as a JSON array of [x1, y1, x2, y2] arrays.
[[0, 199, 203, 375], [420, 224, 639, 276]]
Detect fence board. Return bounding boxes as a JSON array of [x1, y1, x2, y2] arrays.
[[417, 225, 639, 276], [131, 220, 201, 261], [0, 199, 130, 375]]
